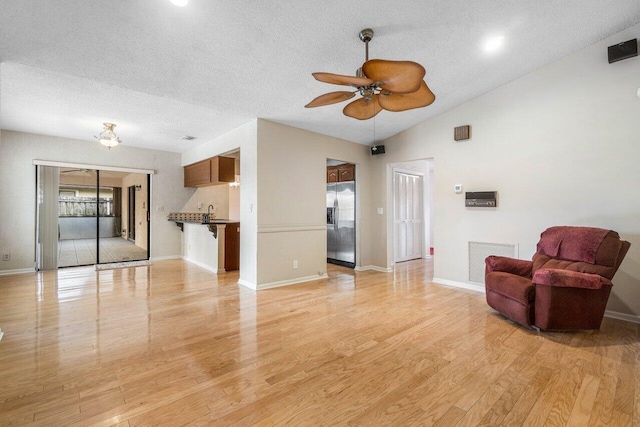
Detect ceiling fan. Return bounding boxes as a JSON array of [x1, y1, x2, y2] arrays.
[[305, 29, 435, 120]]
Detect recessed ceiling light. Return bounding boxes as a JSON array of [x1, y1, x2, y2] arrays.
[[170, 0, 188, 7], [483, 35, 505, 53]]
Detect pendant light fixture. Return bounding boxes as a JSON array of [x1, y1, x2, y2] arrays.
[[95, 123, 122, 149]]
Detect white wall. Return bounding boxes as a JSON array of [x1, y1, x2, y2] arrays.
[[182, 223, 221, 272], [180, 185, 230, 219], [256, 120, 373, 287], [371, 24, 640, 316], [0, 130, 188, 272], [182, 120, 258, 286], [181, 119, 373, 289]]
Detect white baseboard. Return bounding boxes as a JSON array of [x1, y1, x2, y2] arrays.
[[150, 255, 183, 261], [183, 257, 219, 274], [604, 310, 640, 324], [432, 277, 485, 293], [238, 279, 257, 290], [0, 268, 36, 277], [240, 274, 329, 291], [354, 265, 393, 273]]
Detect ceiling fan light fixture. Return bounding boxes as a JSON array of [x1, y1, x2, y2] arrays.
[[307, 28, 435, 120], [483, 35, 505, 53], [95, 122, 122, 149]]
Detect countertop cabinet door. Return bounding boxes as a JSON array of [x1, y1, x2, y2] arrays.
[[224, 223, 240, 271]]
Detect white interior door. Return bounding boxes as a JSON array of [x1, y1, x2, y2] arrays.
[[394, 171, 423, 263]]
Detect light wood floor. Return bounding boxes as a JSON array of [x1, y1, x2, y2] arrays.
[[0, 259, 638, 426]]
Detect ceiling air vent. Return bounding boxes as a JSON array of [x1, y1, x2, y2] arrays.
[[181, 135, 196, 141]]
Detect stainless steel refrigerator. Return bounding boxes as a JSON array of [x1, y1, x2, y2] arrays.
[[326, 181, 355, 268]]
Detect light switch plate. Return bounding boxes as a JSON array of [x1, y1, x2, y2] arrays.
[[454, 184, 463, 193], [377, 207, 384, 215]]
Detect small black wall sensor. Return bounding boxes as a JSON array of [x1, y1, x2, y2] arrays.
[[608, 39, 638, 64]]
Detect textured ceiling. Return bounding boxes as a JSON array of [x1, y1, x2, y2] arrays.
[[1, 0, 639, 152]]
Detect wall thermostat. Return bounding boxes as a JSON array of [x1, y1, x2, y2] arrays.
[[454, 184, 463, 193]]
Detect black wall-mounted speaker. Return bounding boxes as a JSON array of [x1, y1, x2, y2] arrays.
[[608, 39, 638, 64], [370, 145, 385, 155]]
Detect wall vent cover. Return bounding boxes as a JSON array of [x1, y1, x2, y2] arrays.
[[469, 241, 517, 284], [454, 125, 471, 141]]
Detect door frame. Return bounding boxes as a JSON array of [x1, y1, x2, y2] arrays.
[[127, 185, 136, 242], [387, 159, 434, 269], [326, 159, 359, 269], [33, 160, 154, 268], [392, 168, 425, 263]]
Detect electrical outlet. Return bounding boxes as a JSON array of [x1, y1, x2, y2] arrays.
[[293, 260, 298, 269], [2, 253, 10, 261]]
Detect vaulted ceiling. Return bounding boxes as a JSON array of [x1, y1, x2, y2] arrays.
[[1, 1, 639, 152]]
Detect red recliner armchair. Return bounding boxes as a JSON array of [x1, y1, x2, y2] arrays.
[[485, 226, 630, 331]]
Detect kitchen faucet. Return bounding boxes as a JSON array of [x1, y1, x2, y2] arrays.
[[202, 205, 215, 223]]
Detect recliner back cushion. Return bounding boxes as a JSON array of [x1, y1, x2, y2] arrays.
[[533, 229, 624, 280]]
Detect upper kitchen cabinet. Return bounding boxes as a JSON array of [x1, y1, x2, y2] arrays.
[[184, 156, 235, 187], [327, 166, 339, 183], [338, 164, 355, 182], [326, 163, 355, 183]]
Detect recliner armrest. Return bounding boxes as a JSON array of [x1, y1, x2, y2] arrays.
[[485, 256, 532, 277], [533, 269, 611, 290]]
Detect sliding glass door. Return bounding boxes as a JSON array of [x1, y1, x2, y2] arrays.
[[36, 166, 150, 270], [97, 172, 149, 264]]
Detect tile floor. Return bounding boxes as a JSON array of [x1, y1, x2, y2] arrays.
[[58, 237, 148, 267]]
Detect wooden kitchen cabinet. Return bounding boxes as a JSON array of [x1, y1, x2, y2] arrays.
[[327, 166, 338, 183], [184, 159, 211, 187], [224, 223, 240, 271], [326, 163, 355, 183], [338, 164, 355, 182], [184, 156, 235, 187]]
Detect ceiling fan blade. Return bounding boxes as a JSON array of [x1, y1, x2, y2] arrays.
[[312, 72, 374, 87], [343, 95, 382, 120], [305, 91, 356, 108], [362, 60, 426, 94], [378, 81, 435, 112]]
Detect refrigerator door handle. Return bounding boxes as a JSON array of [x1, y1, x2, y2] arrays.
[[334, 206, 338, 230]]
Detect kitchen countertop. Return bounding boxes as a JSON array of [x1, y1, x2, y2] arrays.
[[168, 219, 239, 225]]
